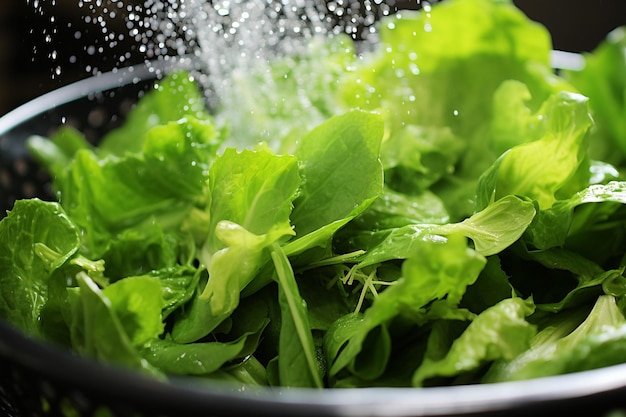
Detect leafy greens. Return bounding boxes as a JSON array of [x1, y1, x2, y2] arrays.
[[4, 0, 626, 390]]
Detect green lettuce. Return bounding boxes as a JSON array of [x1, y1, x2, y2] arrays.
[[484, 295, 626, 382], [338, 0, 575, 219], [0, 200, 79, 337], [3, 0, 626, 390], [563, 27, 626, 166]]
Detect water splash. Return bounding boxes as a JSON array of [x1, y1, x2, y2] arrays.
[[27, 0, 432, 148], [133, 0, 399, 107], [29, 0, 398, 84]]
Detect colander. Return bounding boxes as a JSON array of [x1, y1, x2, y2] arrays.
[[1, 57, 626, 417]]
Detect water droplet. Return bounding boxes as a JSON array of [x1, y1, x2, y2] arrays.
[[30, 0, 394, 146]]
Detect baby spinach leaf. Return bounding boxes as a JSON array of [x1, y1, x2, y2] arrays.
[[172, 222, 288, 342], [204, 356, 269, 387]]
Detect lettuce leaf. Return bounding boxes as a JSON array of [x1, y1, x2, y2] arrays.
[[413, 297, 535, 387], [99, 71, 213, 156], [484, 295, 626, 382], [325, 234, 486, 383], [171, 148, 299, 342], [0, 199, 79, 337], [338, 0, 575, 219], [563, 27, 626, 166], [476, 90, 593, 211]]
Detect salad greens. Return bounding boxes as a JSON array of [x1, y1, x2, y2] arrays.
[[3, 0, 626, 389]]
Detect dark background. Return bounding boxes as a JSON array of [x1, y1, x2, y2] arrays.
[[1, 0, 626, 117]]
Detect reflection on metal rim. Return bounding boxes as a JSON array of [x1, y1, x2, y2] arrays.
[[0, 55, 198, 135], [550, 49, 586, 71], [0, 50, 585, 136]]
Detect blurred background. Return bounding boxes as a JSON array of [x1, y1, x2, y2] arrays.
[[1, 0, 626, 117]]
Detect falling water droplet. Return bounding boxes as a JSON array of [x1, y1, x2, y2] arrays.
[[29, 0, 399, 136]]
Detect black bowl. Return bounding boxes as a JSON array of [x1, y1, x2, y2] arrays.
[[1, 60, 626, 417]]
